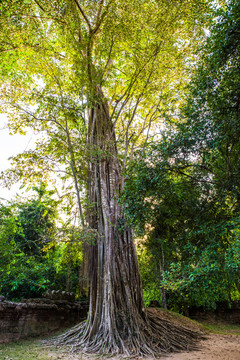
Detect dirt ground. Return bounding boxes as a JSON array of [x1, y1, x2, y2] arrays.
[[50, 334, 240, 360], [165, 334, 240, 360]]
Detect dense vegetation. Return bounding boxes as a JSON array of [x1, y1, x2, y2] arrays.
[[123, 0, 240, 311], [0, 0, 239, 356], [0, 186, 84, 300]]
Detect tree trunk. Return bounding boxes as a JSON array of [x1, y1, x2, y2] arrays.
[[86, 86, 146, 353], [53, 87, 201, 356]]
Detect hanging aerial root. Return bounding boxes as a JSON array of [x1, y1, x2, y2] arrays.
[[45, 308, 205, 357]]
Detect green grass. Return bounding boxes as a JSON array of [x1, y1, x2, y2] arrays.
[[0, 339, 61, 360], [201, 321, 240, 336]]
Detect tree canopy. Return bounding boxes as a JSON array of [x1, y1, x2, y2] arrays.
[[1, 0, 235, 357]]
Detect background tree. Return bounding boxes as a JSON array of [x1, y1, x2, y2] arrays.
[[0, 186, 84, 300], [14, 184, 57, 256], [123, 0, 240, 312]]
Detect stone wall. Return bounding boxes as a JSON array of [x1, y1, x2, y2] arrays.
[[0, 297, 88, 344], [189, 302, 240, 324]]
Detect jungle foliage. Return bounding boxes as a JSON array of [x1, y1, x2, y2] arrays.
[[0, 185, 84, 300], [123, 0, 240, 312]]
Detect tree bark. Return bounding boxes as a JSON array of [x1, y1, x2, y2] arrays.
[[53, 87, 202, 356], [86, 86, 146, 352]]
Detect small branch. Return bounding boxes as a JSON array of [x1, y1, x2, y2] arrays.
[[92, 0, 114, 35], [93, 0, 104, 32], [33, 0, 46, 12], [73, 0, 92, 32], [0, 47, 18, 53]]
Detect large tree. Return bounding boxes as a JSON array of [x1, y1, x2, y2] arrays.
[[0, 0, 210, 355]]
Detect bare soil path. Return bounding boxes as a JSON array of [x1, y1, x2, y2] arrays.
[[165, 334, 240, 360]]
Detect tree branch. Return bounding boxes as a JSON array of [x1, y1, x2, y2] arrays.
[[32, 0, 46, 12], [92, 0, 114, 35], [72, 0, 92, 32], [93, 0, 104, 33]]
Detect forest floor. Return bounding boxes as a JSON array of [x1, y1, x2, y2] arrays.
[[0, 310, 239, 360]]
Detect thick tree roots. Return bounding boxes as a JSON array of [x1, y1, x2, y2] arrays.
[[49, 308, 204, 357]]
